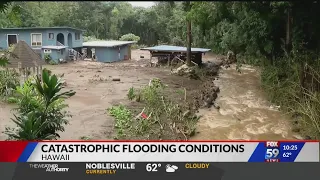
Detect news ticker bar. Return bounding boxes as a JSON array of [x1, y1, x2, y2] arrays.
[[1, 162, 320, 180], [0, 141, 319, 162]]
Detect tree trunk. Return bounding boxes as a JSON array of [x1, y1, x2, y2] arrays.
[[285, 8, 292, 52], [186, 15, 192, 66]]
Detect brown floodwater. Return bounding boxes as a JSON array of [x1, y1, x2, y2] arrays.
[[191, 64, 299, 140]]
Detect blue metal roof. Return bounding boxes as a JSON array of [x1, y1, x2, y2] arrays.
[[0, 27, 84, 32], [140, 45, 211, 53], [41, 45, 68, 50], [83, 41, 136, 47]]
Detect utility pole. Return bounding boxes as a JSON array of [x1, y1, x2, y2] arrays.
[[185, 1, 192, 66]]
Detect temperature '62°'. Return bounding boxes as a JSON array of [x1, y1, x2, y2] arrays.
[[146, 163, 161, 172], [282, 152, 292, 158]]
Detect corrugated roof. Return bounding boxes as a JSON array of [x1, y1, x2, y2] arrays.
[[140, 45, 211, 53], [7, 40, 46, 68], [42, 45, 68, 50], [0, 26, 84, 32], [83, 41, 136, 47]]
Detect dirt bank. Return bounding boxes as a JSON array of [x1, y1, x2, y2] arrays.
[[191, 64, 300, 140]]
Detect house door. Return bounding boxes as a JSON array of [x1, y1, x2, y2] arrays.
[[7, 34, 18, 47]]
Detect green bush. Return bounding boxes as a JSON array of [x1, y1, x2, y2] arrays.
[[127, 87, 136, 100], [0, 70, 19, 98], [108, 105, 132, 138], [4, 69, 76, 140], [49, 60, 58, 65], [119, 33, 140, 42], [44, 54, 52, 63]]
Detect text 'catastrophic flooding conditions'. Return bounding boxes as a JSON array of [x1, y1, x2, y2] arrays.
[[38, 143, 246, 162]]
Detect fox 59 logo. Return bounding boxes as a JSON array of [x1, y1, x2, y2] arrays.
[[265, 141, 280, 160], [265, 148, 280, 159]]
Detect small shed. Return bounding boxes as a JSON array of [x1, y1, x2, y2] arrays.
[[82, 41, 136, 62], [7, 40, 46, 83], [41, 45, 68, 63], [140, 45, 211, 65]]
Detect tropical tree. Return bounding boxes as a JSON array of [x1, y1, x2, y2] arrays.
[[5, 69, 76, 140]]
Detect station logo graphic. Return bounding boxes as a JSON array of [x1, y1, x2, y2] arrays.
[[29, 164, 69, 172]]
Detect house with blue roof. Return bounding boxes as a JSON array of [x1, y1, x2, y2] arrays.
[[0, 27, 84, 63], [82, 41, 136, 62], [0, 27, 137, 63]]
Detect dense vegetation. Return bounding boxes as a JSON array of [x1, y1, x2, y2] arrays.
[[4, 70, 75, 140], [0, 1, 319, 139]]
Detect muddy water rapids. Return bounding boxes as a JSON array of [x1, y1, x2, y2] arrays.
[[192, 64, 299, 140]]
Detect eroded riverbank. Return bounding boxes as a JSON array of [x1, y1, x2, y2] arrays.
[[192, 64, 300, 140]]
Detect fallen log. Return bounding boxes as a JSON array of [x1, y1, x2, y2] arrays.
[[112, 78, 121, 81]]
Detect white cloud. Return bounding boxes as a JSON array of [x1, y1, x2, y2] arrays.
[[128, 1, 154, 8]]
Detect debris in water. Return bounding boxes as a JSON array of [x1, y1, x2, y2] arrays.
[[183, 110, 191, 118], [171, 64, 194, 75], [213, 86, 220, 93], [292, 128, 300, 133], [112, 78, 121, 81], [304, 135, 312, 140], [269, 105, 280, 110], [226, 50, 237, 63], [292, 134, 304, 140], [214, 102, 220, 110], [141, 113, 148, 119]]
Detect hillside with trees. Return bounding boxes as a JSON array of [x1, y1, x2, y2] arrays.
[[0, 1, 319, 139]]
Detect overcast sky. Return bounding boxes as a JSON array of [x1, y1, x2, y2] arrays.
[[128, 1, 155, 8]]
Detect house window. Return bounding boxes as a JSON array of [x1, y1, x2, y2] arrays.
[[44, 49, 51, 54], [31, 33, 42, 46], [48, 33, 54, 40], [75, 33, 80, 40]]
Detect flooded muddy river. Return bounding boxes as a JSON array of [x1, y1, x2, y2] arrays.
[[192, 64, 298, 140]]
